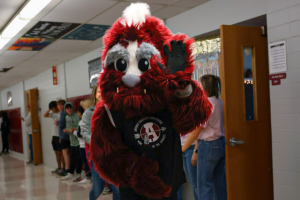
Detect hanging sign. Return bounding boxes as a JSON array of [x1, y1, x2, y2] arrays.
[[88, 58, 101, 88], [269, 41, 287, 74], [269, 73, 286, 86], [52, 66, 57, 85]]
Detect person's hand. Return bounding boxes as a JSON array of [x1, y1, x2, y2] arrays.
[[54, 120, 57, 125], [21, 117, 24, 121], [59, 138, 61, 143], [191, 151, 197, 167], [71, 127, 77, 131], [63, 129, 67, 133]]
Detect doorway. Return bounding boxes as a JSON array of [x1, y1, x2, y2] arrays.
[[25, 88, 43, 165], [192, 15, 273, 200]]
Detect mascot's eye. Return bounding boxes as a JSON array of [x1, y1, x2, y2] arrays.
[[115, 58, 128, 72], [138, 58, 150, 72]]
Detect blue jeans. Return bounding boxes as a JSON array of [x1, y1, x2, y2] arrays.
[[177, 145, 198, 200], [197, 137, 227, 200], [29, 134, 33, 160], [89, 163, 120, 200]]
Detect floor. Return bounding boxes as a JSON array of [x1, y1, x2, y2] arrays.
[[0, 155, 112, 200]]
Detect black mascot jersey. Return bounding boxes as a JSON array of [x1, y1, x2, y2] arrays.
[[107, 107, 186, 193]]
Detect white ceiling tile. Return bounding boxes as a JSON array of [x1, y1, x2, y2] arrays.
[[153, 6, 189, 19], [42, 0, 118, 23], [172, 0, 210, 8], [0, 51, 38, 60], [30, 51, 70, 61], [88, 2, 165, 25], [56, 52, 85, 62], [31, 0, 63, 21], [77, 38, 103, 53], [0, 0, 26, 31], [125, 0, 176, 5], [0, 59, 24, 69], [42, 40, 92, 52], [88, 2, 131, 25]]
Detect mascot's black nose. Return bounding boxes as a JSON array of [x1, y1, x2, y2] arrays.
[[122, 74, 141, 88]]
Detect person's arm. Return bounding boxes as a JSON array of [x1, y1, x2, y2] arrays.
[[43, 109, 51, 118], [56, 112, 66, 129], [182, 126, 202, 152], [81, 109, 93, 145], [155, 34, 213, 135], [191, 142, 198, 167], [90, 102, 171, 199]]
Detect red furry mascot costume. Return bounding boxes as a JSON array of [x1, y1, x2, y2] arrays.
[[90, 3, 212, 200]]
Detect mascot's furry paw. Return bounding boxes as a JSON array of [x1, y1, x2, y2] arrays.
[[131, 155, 172, 198]]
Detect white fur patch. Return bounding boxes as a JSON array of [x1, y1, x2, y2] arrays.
[[126, 41, 141, 76], [122, 3, 150, 26]]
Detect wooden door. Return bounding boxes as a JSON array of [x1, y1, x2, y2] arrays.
[[220, 25, 273, 200], [25, 89, 43, 165]]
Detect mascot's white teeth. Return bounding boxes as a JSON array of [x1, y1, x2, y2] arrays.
[[122, 3, 150, 26]]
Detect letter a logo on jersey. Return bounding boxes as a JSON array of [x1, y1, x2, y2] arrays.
[[140, 122, 160, 143]]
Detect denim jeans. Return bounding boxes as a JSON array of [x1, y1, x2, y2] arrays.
[[197, 137, 227, 200], [89, 163, 120, 200], [177, 145, 198, 200], [29, 134, 33, 160]]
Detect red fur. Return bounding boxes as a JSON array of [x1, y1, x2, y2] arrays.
[[91, 12, 212, 199]]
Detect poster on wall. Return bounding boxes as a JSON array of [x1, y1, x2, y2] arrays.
[[268, 40, 287, 74], [7, 92, 12, 106], [88, 57, 102, 88], [63, 24, 110, 40], [8, 38, 55, 51], [23, 21, 81, 39]]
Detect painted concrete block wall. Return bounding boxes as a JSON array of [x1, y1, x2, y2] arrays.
[[65, 48, 102, 98], [267, 0, 300, 199], [24, 64, 66, 168], [0, 82, 28, 159], [166, 0, 267, 37]]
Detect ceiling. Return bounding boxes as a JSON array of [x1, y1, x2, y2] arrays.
[[0, 0, 210, 91]]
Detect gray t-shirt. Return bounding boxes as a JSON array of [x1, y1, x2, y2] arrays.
[[49, 111, 60, 137]]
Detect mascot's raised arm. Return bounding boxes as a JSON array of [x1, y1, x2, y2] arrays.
[[90, 3, 213, 200]]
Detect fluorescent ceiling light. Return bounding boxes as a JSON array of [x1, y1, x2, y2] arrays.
[[19, 0, 52, 20], [0, 36, 11, 50], [1, 15, 30, 39]]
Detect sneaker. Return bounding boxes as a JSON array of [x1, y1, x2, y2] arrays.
[[26, 160, 33, 164], [102, 187, 112, 195], [61, 173, 73, 180], [57, 169, 66, 176], [51, 168, 59, 174], [73, 174, 81, 182], [79, 177, 91, 183]]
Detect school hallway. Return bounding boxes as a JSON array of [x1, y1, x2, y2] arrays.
[[0, 155, 112, 200]]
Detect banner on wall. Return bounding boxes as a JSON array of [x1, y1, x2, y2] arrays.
[[23, 21, 81, 39], [52, 66, 57, 85], [88, 58, 101, 88], [63, 24, 110, 40]]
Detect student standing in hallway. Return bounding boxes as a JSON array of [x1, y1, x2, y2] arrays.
[[55, 100, 69, 176], [62, 102, 81, 181], [182, 75, 227, 200], [21, 105, 33, 163], [0, 111, 10, 154], [44, 101, 65, 175], [81, 84, 120, 200]]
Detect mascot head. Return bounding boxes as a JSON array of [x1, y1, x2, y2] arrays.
[[100, 3, 195, 117]]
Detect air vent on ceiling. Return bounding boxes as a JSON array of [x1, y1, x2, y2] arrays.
[[0, 67, 13, 73]]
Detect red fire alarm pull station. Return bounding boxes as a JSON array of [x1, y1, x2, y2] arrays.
[[269, 73, 286, 85], [52, 66, 57, 85]]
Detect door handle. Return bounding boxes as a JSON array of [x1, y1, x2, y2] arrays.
[[33, 129, 39, 133], [230, 137, 245, 146]]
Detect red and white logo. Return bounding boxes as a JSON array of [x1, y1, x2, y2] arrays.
[[134, 117, 167, 148]]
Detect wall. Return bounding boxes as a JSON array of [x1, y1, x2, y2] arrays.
[[267, 1, 300, 200], [166, 0, 267, 37], [0, 82, 27, 159], [166, 0, 300, 199], [65, 48, 101, 98]]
